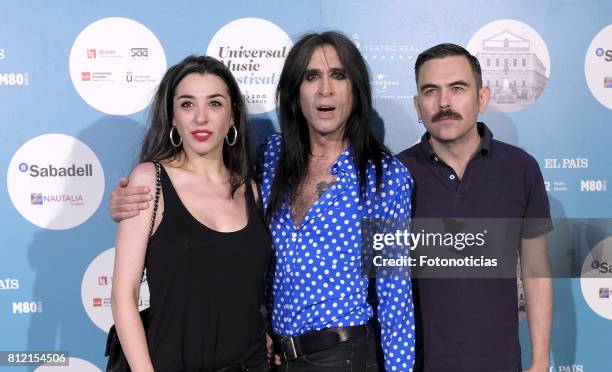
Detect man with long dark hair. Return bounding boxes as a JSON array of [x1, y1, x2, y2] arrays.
[[258, 32, 415, 371], [110, 32, 416, 371], [397, 43, 552, 372]]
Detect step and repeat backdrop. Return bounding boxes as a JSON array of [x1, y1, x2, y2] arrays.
[[1, 1, 611, 371]]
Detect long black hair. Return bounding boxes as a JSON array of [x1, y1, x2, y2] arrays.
[[267, 31, 390, 222], [139, 55, 251, 197]]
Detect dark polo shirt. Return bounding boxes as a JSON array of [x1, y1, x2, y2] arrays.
[[396, 123, 552, 372]]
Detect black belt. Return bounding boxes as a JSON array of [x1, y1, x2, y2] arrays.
[[274, 322, 371, 362]]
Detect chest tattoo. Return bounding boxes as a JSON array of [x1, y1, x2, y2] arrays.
[[292, 178, 336, 226], [316, 181, 335, 197]]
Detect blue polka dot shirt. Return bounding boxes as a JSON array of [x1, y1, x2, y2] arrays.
[[258, 135, 415, 371]]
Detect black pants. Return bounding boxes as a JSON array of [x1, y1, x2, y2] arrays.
[[216, 337, 270, 372], [277, 329, 381, 372]]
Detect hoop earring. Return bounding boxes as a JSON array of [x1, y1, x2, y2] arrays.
[[418, 118, 423, 123], [169, 126, 182, 147], [225, 125, 238, 147]]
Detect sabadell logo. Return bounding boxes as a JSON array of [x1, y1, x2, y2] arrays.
[[7, 134, 104, 230], [580, 236, 612, 320], [585, 24, 612, 110]]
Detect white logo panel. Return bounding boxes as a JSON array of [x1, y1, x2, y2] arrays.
[[69, 17, 166, 115], [81, 247, 150, 332], [580, 236, 612, 320], [7, 134, 104, 230], [207, 18, 293, 114], [584, 24, 612, 110], [467, 19, 550, 112]]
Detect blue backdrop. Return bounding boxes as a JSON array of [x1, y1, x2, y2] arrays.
[[1, 1, 610, 371]]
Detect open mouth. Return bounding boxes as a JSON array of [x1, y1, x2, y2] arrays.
[[317, 105, 336, 112]]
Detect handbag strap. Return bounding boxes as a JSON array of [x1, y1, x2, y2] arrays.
[[143, 161, 162, 275], [148, 160, 162, 242]]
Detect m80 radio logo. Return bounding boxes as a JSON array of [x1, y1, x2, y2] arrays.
[[0, 73, 29, 86], [580, 179, 607, 192], [13, 301, 43, 314]]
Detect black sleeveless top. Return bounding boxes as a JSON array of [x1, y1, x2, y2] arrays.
[[145, 165, 272, 371]]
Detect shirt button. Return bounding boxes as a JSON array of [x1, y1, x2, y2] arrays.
[[449, 174, 456, 180]]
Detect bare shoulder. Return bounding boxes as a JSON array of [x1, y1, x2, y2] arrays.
[[128, 162, 158, 189]]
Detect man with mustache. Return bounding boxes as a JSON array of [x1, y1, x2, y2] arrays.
[[397, 43, 552, 372]]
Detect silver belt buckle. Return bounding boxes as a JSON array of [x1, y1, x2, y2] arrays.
[[281, 336, 298, 361]]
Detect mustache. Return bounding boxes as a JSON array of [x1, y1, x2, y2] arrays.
[[432, 109, 462, 122]]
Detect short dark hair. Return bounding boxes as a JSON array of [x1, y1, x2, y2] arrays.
[[414, 43, 483, 89], [266, 31, 390, 223], [139, 55, 251, 197]]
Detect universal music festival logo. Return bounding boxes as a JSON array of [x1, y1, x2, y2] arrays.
[[207, 19, 294, 114], [216, 45, 287, 95]]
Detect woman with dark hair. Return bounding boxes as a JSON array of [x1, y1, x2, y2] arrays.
[[111, 55, 271, 372]]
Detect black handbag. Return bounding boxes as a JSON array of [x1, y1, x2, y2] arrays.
[[105, 161, 161, 372]]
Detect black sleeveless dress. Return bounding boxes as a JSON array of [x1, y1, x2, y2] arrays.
[[145, 165, 272, 371]]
